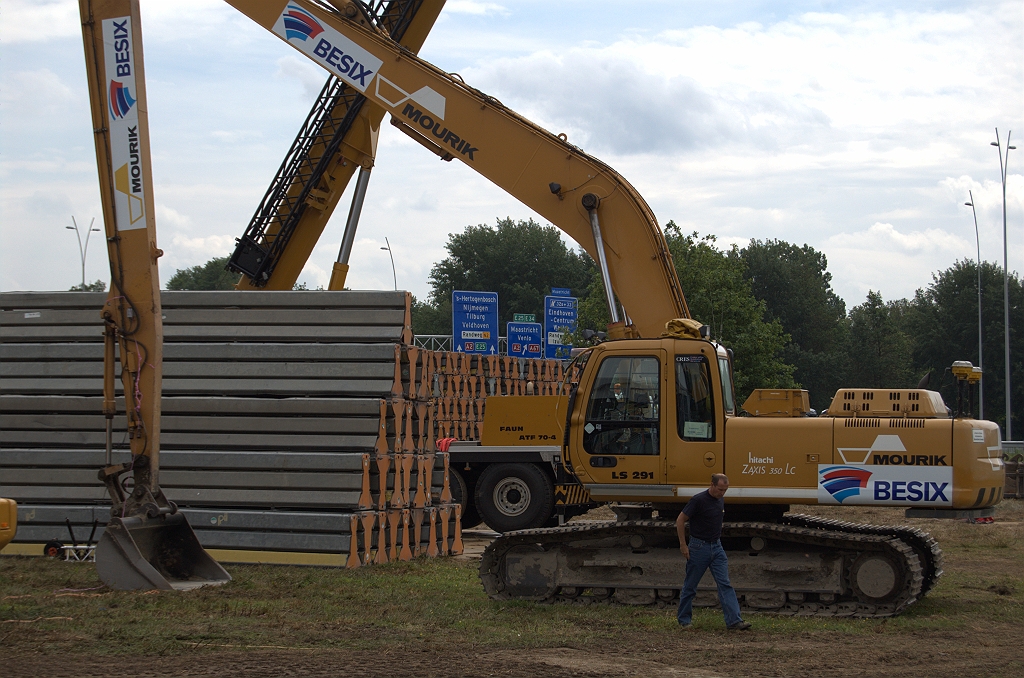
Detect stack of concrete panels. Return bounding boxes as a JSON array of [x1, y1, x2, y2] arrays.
[[0, 290, 460, 565]]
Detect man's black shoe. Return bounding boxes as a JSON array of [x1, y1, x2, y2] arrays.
[[728, 621, 752, 631]]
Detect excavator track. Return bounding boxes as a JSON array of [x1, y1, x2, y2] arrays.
[[782, 514, 943, 596], [480, 520, 925, 618]]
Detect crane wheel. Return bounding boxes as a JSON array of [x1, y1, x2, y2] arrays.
[[474, 463, 554, 533], [43, 540, 64, 558], [449, 468, 482, 529]]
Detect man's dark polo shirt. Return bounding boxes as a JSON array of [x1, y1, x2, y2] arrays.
[[683, 489, 725, 542]]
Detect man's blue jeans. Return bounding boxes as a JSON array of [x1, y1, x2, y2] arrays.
[[676, 537, 744, 627]]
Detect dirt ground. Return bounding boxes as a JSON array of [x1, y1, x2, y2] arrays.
[[6, 503, 1023, 678], [7, 632, 1020, 678]]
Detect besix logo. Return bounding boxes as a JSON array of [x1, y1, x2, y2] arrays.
[[282, 4, 324, 43], [819, 466, 872, 503], [109, 81, 136, 119]]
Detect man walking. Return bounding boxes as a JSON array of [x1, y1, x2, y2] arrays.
[[676, 473, 751, 630]]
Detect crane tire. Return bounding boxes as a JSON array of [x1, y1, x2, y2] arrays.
[[475, 463, 554, 533], [449, 468, 482, 529]]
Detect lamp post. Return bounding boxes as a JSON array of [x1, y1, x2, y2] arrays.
[[380, 237, 397, 291], [65, 216, 100, 289], [965, 191, 984, 419], [991, 129, 1015, 439]]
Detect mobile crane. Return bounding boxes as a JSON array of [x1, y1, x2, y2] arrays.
[[227, 0, 1005, 616], [226, 0, 445, 291]]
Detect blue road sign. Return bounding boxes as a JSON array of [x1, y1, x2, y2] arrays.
[[507, 322, 542, 358], [452, 290, 499, 354], [544, 295, 578, 360], [551, 287, 572, 297]]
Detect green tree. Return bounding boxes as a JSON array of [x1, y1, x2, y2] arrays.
[[665, 224, 795, 400], [411, 294, 451, 336], [574, 273, 612, 339], [846, 291, 914, 390], [165, 256, 239, 290], [907, 260, 1023, 433], [740, 239, 849, 410], [69, 280, 106, 292], [421, 217, 596, 329]]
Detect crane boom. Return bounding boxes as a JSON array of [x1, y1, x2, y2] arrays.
[[225, 0, 689, 336], [228, 0, 445, 290]]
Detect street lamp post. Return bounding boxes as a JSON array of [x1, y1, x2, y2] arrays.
[[991, 129, 1015, 439], [380, 237, 397, 291], [65, 216, 101, 289], [965, 191, 984, 419]]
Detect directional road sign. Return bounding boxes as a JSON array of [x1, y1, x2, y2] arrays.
[[452, 290, 499, 354], [507, 322, 542, 358], [544, 295, 578, 360], [512, 313, 536, 322]]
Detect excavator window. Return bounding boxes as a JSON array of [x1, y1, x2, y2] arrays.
[[718, 356, 736, 415], [676, 355, 716, 441], [583, 356, 660, 456]]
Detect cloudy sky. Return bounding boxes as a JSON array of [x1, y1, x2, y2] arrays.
[[1, 0, 1021, 312]]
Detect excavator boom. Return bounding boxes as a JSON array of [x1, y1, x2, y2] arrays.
[[79, 0, 229, 590], [225, 0, 689, 336]]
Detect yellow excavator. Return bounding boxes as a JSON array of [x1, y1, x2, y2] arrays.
[[78, 1, 1005, 612], [222, 0, 1005, 616]]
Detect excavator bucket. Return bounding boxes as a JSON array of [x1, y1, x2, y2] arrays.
[[96, 513, 231, 591]]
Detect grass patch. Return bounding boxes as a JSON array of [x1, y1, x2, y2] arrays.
[[3, 501, 1023, 658]]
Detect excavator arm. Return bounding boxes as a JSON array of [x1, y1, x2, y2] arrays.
[[227, 0, 445, 291], [225, 0, 689, 336], [80, 0, 229, 590]]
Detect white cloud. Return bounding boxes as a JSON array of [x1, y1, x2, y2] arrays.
[[275, 55, 326, 99], [156, 204, 192, 230], [167, 233, 235, 264], [829, 222, 969, 255], [825, 222, 974, 301], [0, 0, 79, 43], [0, 68, 75, 109], [444, 2, 509, 16]]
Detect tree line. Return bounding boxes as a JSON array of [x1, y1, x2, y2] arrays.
[[161, 217, 1023, 436]]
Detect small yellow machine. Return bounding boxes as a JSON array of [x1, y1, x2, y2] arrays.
[[0, 499, 17, 551]]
